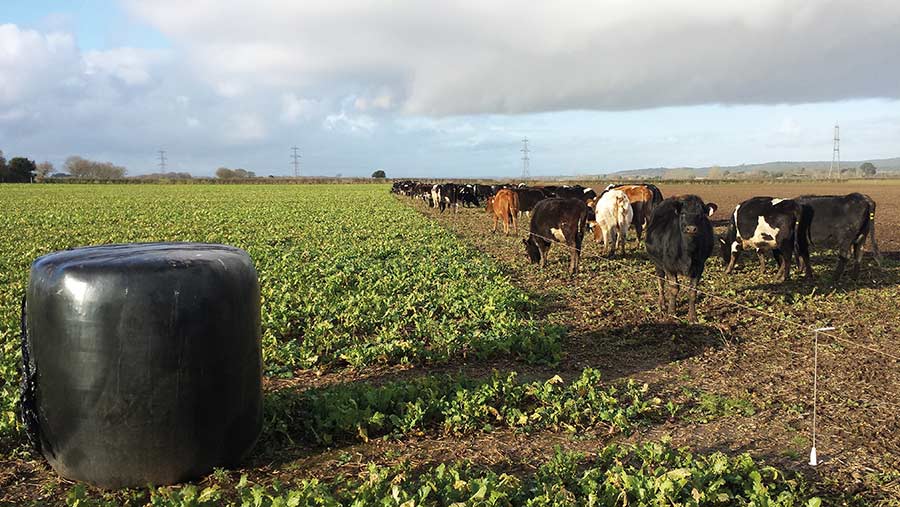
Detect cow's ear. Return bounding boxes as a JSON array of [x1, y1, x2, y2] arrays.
[[707, 203, 718, 216]]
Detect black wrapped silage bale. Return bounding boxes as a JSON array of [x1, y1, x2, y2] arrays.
[[20, 243, 262, 489]]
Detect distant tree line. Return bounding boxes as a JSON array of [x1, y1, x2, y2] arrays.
[[659, 162, 879, 180], [215, 167, 257, 179], [135, 172, 193, 180], [64, 156, 127, 179], [0, 150, 39, 182]]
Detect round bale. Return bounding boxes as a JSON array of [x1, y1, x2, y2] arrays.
[[21, 243, 262, 489]]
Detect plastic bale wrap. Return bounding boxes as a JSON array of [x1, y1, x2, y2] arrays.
[[20, 243, 262, 489]]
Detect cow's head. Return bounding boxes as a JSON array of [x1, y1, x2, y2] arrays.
[[718, 226, 738, 265], [674, 199, 717, 237], [523, 237, 541, 263], [485, 196, 495, 214], [718, 235, 730, 264]]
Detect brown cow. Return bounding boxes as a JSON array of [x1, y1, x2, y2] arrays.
[[604, 184, 657, 244], [486, 188, 519, 235]]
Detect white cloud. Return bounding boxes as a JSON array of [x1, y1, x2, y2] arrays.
[[6, 3, 900, 178], [280, 93, 318, 123], [214, 81, 246, 98], [323, 111, 376, 134], [354, 92, 394, 112], [0, 24, 79, 105], [83, 47, 166, 86], [125, 0, 900, 115], [226, 113, 267, 141]]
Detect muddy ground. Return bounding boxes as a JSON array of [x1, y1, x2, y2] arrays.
[[407, 181, 900, 502]]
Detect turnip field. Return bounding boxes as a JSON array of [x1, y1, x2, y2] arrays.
[[2, 182, 899, 505]]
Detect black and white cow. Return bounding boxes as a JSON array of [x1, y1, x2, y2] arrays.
[[431, 183, 461, 213], [523, 198, 592, 276], [413, 183, 434, 207], [795, 193, 881, 280], [645, 195, 718, 322], [391, 180, 416, 196], [719, 197, 808, 282]]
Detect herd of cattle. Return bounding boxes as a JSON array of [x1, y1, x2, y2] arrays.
[[391, 180, 882, 321]]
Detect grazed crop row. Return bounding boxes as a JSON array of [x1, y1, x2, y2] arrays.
[[69, 441, 818, 506], [262, 368, 660, 445]]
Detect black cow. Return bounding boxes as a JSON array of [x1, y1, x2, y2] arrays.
[[514, 187, 550, 216], [474, 184, 494, 201], [547, 185, 597, 203], [719, 197, 808, 282], [795, 193, 881, 280], [523, 198, 592, 276], [645, 195, 718, 322], [458, 185, 480, 207]]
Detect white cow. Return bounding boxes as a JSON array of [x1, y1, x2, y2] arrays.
[[593, 189, 633, 256]]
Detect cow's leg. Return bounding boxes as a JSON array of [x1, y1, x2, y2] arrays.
[[492, 215, 498, 234], [833, 246, 850, 281], [511, 212, 518, 236], [569, 242, 579, 276], [757, 250, 767, 273], [770, 249, 782, 280], [777, 243, 793, 282], [539, 242, 549, 269], [798, 248, 813, 279], [655, 268, 666, 312], [619, 226, 628, 255], [608, 228, 618, 258], [687, 276, 700, 323], [725, 247, 739, 274], [784, 245, 794, 281], [634, 220, 643, 245], [666, 273, 679, 316], [850, 241, 864, 279]]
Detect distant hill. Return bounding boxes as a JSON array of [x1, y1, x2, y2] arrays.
[[602, 157, 900, 179]]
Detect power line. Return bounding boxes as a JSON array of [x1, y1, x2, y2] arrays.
[[828, 124, 840, 178], [520, 137, 530, 179], [157, 150, 167, 172], [291, 146, 301, 177]]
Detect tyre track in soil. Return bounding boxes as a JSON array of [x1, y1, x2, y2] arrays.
[[406, 186, 900, 502]]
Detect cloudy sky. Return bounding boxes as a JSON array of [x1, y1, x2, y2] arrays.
[[2, 0, 900, 177]]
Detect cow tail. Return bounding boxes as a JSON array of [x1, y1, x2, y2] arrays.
[[867, 203, 882, 267]]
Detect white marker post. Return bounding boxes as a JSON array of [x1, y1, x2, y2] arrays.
[[810, 326, 835, 467]]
